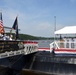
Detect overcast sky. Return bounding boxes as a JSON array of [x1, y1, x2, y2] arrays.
[[0, 0, 76, 37]]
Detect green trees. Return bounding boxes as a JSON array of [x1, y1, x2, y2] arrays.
[[6, 33, 53, 40]]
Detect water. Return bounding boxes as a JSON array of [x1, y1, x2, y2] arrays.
[[32, 40, 53, 48]]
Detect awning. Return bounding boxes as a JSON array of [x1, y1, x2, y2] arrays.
[[55, 26, 76, 34]]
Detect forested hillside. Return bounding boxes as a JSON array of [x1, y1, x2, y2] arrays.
[[6, 33, 54, 40], [19, 34, 53, 40]]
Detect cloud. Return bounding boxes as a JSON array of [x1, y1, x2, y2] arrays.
[[2, 8, 65, 37], [70, 0, 76, 3], [2, 9, 26, 26], [1, 0, 75, 37], [24, 22, 55, 37], [36, 22, 51, 30]]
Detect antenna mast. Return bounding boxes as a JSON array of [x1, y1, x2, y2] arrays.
[[54, 16, 56, 41]]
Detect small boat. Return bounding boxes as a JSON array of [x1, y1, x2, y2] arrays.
[[50, 26, 76, 55]]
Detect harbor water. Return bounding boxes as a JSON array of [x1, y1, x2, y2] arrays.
[[34, 40, 53, 48]]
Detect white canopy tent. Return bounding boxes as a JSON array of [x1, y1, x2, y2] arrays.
[[55, 26, 76, 35]]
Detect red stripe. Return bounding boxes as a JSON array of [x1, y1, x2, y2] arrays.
[[24, 41, 38, 44], [38, 47, 76, 52], [0, 20, 3, 27], [55, 48, 76, 52], [38, 48, 50, 51]]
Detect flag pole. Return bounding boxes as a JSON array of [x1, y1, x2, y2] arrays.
[[14, 16, 18, 40], [54, 16, 56, 41], [15, 16, 18, 40], [10, 15, 19, 40]]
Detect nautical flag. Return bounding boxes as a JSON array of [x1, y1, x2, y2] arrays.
[[0, 12, 4, 34], [12, 16, 18, 40]]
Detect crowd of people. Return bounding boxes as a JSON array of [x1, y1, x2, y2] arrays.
[[0, 33, 13, 40]]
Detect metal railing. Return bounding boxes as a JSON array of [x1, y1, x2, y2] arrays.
[[50, 40, 76, 49]]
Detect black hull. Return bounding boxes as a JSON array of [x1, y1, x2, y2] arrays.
[[22, 51, 76, 75], [1, 51, 76, 75], [0, 52, 36, 75]]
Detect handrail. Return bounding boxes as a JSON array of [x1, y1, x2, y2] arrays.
[[51, 40, 76, 49], [50, 41, 60, 49], [54, 41, 60, 49]]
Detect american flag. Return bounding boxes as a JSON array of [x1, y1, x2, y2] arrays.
[[0, 12, 4, 34]]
